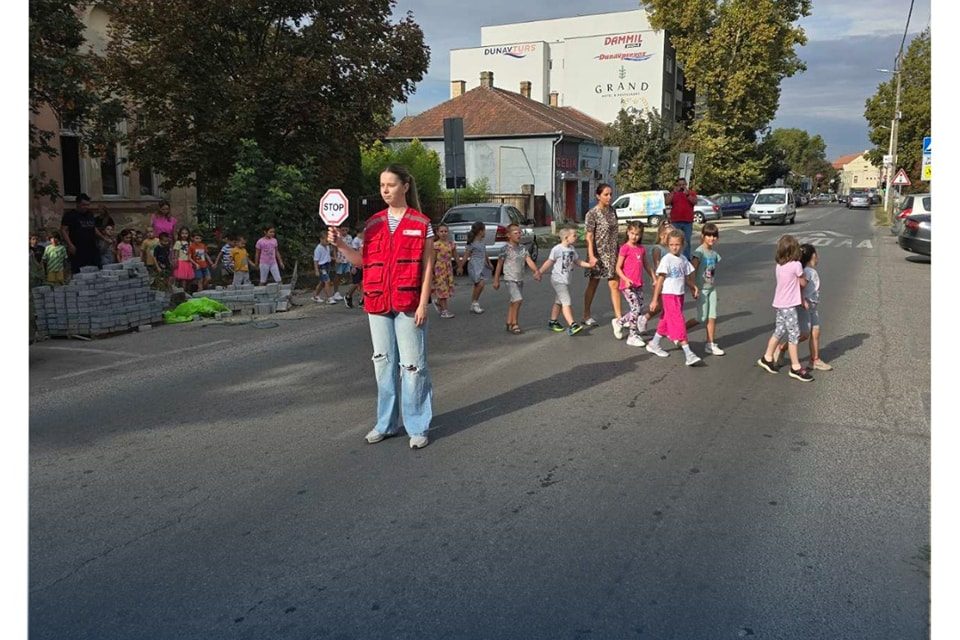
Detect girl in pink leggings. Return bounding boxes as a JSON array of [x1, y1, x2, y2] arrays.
[[646, 229, 702, 366]]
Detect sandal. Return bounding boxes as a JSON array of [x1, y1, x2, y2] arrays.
[[510, 324, 523, 334]]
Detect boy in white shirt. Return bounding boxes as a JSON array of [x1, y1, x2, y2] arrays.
[[536, 228, 596, 336]]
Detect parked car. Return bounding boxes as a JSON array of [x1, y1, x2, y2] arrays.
[[837, 194, 849, 205], [693, 196, 721, 223], [897, 213, 930, 256], [611, 190, 673, 226], [797, 193, 810, 207], [439, 203, 538, 264], [709, 192, 755, 218], [847, 192, 871, 209], [891, 193, 931, 235], [748, 187, 797, 225]]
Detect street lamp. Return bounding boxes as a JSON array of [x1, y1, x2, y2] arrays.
[[876, 64, 903, 221]]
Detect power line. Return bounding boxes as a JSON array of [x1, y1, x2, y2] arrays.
[[896, 0, 916, 65]]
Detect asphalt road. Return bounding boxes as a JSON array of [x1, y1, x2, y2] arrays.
[[30, 206, 930, 639]]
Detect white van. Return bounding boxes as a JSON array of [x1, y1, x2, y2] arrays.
[[748, 187, 797, 226], [611, 190, 672, 226]]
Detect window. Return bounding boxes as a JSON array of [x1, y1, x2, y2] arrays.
[[60, 135, 82, 196], [853, 175, 858, 184], [612, 196, 629, 209], [100, 146, 120, 195], [666, 57, 674, 73], [139, 166, 157, 196], [440, 207, 500, 224]]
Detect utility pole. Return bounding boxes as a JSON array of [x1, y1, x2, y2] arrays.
[[882, 56, 903, 224]]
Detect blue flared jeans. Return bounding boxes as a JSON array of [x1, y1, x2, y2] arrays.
[[367, 311, 433, 437]]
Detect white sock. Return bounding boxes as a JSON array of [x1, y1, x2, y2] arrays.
[[682, 344, 694, 356], [650, 334, 662, 348]]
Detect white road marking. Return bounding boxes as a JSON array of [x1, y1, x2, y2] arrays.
[[35, 346, 142, 357], [53, 340, 232, 380], [857, 240, 874, 249], [836, 239, 853, 248], [737, 230, 766, 235]]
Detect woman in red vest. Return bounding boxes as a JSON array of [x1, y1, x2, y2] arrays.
[[329, 164, 436, 449]]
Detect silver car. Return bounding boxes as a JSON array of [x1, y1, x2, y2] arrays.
[[439, 203, 539, 264], [897, 213, 930, 256], [694, 196, 721, 223], [847, 193, 871, 209]]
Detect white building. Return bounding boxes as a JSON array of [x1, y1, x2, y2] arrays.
[[449, 9, 689, 125]]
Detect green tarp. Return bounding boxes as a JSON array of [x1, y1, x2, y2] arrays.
[[162, 297, 229, 324]]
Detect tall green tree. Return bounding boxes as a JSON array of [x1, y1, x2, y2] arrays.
[[864, 28, 930, 188], [29, 0, 120, 201], [98, 0, 429, 201], [767, 127, 836, 189], [643, 0, 811, 191], [603, 108, 676, 191]]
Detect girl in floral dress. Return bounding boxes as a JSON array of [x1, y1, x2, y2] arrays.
[[432, 223, 457, 318]]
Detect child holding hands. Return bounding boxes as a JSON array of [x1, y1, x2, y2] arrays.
[[646, 229, 702, 365], [612, 220, 656, 346], [493, 223, 541, 334], [536, 227, 595, 336]]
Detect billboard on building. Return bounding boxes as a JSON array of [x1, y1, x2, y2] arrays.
[[562, 31, 665, 123], [450, 42, 549, 102]]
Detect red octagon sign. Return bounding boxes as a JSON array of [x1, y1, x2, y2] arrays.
[[319, 189, 349, 226]]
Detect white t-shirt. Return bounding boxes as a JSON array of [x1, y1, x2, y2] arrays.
[[351, 236, 363, 252], [548, 244, 580, 285], [656, 252, 695, 295], [313, 243, 331, 265]]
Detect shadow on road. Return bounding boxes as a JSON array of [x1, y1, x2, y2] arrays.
[[821, 332, 870, 362], [905, 255, 930, 264], [709, 322, 774, 349], [430, 354, 645, 441]]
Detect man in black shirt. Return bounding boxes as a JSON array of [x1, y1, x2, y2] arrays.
[[60, 193, 99, 272]]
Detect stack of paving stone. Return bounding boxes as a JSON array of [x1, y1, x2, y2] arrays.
[[194, 283, 293, 317], [32, 259, 169, 337]]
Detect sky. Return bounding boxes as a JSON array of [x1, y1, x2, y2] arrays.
[[390, 0, 931, 160]]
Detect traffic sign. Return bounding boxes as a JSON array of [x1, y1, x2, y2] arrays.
[[882, 154, 893, 166], [319, 189, 349, 226], [921, 155, 931, 181], [891, 169, 911, 186], [922, 136, 931, 155]]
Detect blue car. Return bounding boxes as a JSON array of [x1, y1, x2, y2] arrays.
[[710, 192, 756, 218]]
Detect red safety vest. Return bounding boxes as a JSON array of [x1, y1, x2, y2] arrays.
[[362, 208, 431, 314]]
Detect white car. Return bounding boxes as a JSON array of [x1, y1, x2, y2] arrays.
[[891, 193, 931, 235], [748, 187, 797, 226], [612, 190, 672, 226]]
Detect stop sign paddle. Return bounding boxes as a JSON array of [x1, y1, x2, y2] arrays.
[[319, 189, 349, 227]]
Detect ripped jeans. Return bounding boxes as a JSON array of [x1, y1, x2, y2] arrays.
[[368, 311, 433, 437]]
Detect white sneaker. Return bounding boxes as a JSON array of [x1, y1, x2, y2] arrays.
[[626, 335, 646, 347], [365, 428, 387, 444], [409, 435, 429, 449], [705, 343, 726, 356], [332, 292, 344, 301], [583, 317, 599, 327], [470, 302, 484, 314], [312, 295, 323, 303], [685, 351, 703, 366], [645, 343, 669, 358], [326, 297, 339, 305], [611, 318, 624, 340], [637, 315, 648, 334]]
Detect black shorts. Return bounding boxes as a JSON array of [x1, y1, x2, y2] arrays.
[[352, 268, 363, 285]]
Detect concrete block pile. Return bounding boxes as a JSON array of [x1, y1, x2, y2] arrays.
[[32, 259, 170, 337], [194, 283, 293, 316]]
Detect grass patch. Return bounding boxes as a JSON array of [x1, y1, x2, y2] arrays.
[[874, 205, 892, 228]]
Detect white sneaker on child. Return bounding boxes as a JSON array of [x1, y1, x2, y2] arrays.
[[646, 343, 669, 357], [611, 318, 624, 340], [626, 335, 646, 347], [685, 351, 703, 366], [332, 292, 344, 301], [705, 343, 726, 356]]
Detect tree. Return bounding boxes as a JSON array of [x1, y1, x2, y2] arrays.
[[766, 127, 836, 189], [603, 108, 675, 192], [360, 139, 442, 208], [98, 0, 429, 201], [865, 28, 930, 188], [29, 0, 120, 201], [643, 0, 811, 190]]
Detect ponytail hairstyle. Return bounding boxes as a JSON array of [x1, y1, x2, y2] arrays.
[[466, 221, 486, 244], [383, 164, 421, 212], [656, 218, 673, 246], [799, 243, 817, 267]]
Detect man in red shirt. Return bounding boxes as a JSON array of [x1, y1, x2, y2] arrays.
[[669, 177, 698, 259]]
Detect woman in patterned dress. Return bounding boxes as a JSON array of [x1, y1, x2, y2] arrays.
[[583, 183, 623, 326], [432, 223, 456, 318]]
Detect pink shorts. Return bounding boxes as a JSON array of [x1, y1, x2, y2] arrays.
[[656, 293, 688, 342]]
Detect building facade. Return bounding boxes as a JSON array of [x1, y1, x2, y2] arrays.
[[833, 151, 882, 196], [449, 9, 691, 125], [387, 74, 618, 224], [29, 5, 196, 233]]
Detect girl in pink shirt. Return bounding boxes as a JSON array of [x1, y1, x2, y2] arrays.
[[757, 234, 813, 382], [116, 229, 135, 262], [612, 221, 656, 346]]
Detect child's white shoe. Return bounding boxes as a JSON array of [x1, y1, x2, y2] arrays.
[[470, 302, 484, 314], [705, 342, 725, 356], [684, 351, 702, 366], [626, 335, 646, 347], [645, 343, 669, 358], [611, 318, 624, 340]]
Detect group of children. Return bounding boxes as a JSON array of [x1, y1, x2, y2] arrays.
[[312, 228, 363, 307], [31, 225, 284, 295], [419, 218, 830, 381]]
